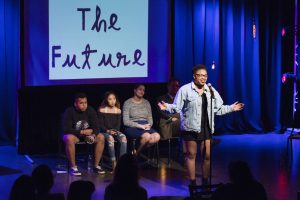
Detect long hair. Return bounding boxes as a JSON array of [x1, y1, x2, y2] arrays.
[[101, 91, 120, 109]]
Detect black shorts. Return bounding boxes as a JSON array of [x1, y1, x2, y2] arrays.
[[181, 131, 212, 141]]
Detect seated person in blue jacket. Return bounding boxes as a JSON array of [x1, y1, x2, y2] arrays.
[[98, 91, 127, 172], [123, 84, 160, 155], [62, 93, 105, 176]]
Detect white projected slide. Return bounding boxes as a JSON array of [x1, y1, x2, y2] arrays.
[[49, 0, 148, 80]]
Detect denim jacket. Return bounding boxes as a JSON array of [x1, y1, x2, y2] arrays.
[[165, 82, 233, 134]]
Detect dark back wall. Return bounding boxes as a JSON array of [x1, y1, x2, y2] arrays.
[[18, 83, 167, 154]]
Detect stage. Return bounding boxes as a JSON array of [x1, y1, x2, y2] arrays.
[[1, 131, 299, 200]]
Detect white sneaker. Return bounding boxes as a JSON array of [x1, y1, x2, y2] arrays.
[[70, 166, 82, 176], [93, 166, 105, 174]]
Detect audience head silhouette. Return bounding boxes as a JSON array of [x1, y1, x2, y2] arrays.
[[67, 180, 95, 200], [104, 153, 147, 200], [212, 160, 267, 200], [32, 164, 54, 195], [113, 153, 139, 187], [228, 160, 253, 185], [9, 175, 36, 200]]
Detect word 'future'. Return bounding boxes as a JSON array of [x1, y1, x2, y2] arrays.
[[52, 44, 145, 69], [51, 5, 145, 69]]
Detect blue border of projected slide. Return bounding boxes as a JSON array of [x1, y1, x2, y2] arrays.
[[49, 0, 148, 80]]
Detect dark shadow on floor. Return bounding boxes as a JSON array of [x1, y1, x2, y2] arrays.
[[0, 166, 22, 176]]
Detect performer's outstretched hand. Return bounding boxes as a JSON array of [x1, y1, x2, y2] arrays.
[[231, 101, 244, 111], [158, 101, 167, 111]]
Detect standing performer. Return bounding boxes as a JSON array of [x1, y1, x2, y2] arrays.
[[158, 64, 244, 186]]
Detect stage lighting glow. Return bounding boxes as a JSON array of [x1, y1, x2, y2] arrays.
[[281, 72, 297, 84], [252, 20, 256, 39], [211, 61, 216, 70], [281, 28, 286, 37], [281, 74, 287, 83]]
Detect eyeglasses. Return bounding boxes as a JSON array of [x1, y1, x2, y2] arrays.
[[194, 73, 207, 78]]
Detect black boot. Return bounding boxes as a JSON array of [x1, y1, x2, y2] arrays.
[[202, 178, 209, 186], [189, 179, 197, 186]]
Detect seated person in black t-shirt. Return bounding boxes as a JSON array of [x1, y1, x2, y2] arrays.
[[62, 93, 105, 176]]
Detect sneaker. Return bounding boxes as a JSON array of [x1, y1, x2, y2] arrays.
[[93, 166, 105, 174], [70, 166, 81, 176]]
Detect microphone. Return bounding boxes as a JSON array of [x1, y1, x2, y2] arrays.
[[207, 83, 215, 99]]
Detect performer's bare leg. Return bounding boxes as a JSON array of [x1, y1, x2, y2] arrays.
[[200, 139, 211, 184], [185, 140, 197, 184]]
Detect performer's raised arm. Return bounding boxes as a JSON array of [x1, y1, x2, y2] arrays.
[[158, 87, 185, 114]]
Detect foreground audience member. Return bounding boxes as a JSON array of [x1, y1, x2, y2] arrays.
[[212, 160, 267, 200], [104, 153, 147, 200], [98, 91, 127, 172], [123, 84, 160, 155], [62, 93, 105, 176], [9, 175, 36, 200], [32, 165, 65, 200], [67, 180, 95, 200]]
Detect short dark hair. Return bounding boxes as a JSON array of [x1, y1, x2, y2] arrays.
[[168, 78, 180, 85], [133, 83, 145, 90], [192, 64, 207, 75], [74, 93, 87, 102]]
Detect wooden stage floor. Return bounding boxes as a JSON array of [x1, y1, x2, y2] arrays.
[[0, 131, 299, 200]]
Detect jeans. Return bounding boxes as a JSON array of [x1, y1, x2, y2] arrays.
[[103, 132, 127, 161]]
